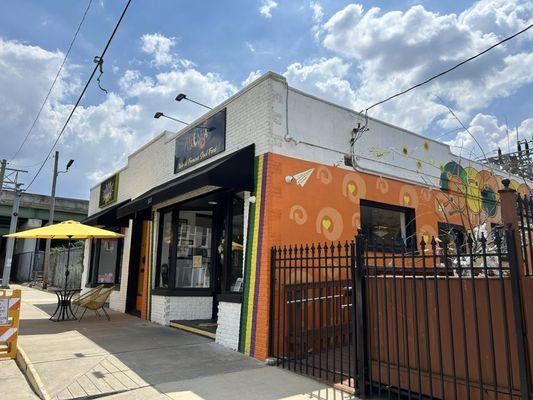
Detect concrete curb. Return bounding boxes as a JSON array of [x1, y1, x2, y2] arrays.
[[15, 345, 51, 400]]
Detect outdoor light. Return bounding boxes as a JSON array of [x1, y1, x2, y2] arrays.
[[57, 158, 75, 175], [208, 201, 218, 205], [153, 112, 189, 125], [175, 93, 212, 110]]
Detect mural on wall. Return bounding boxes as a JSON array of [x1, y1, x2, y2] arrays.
[[269, 153, 531, 245], [239, 152, 533, 361]]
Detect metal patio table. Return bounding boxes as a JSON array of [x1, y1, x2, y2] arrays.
[[49, 288, 81, 322]]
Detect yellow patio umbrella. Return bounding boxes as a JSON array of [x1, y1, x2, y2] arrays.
[[3, 220, 124, 240], [4, 221, 124, 310]]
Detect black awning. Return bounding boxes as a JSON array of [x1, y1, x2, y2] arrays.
[[117, 144, 255, 219], [83, 199, 131, 227]]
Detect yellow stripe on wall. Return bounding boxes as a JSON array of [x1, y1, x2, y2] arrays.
[[244, 154, 264, 355]]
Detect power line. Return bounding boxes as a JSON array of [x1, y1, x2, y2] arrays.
[[25, 0, 133, 192], [363, 23, 533, 114], [9, 0, 94, 162]]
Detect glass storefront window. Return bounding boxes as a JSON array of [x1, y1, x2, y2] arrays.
[[228, 194, 244, 292], [97, 239, 119, 283], [158, 211, 173, 288], [89, 235, 122, 286], [175, 210, 212, 288]]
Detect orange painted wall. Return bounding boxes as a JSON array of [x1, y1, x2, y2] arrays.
[[249, 152, 528, 360]]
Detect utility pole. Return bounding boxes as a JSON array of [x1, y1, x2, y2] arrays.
[[42, 151, 59, 289], [0, 163, 26, 288], [0, 159, 6, 197], [1, 184, 22, 288]]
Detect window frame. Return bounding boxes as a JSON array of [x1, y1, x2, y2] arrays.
[[88, 232, 123, 287], [360, 199, 417, 252], [153, 190, 245, 298]]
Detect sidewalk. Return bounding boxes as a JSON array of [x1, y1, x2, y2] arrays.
[[0, 359, 38, 399], [13, 285, 354, 400]]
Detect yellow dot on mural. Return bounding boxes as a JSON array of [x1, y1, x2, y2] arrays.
[[347, 183, 356, 194], [403, 194, 411, 205], [402, 146, 409, 155], [423, 141, 430, 151], [416, 160, 423, 170], [322, 218, 332, 230]]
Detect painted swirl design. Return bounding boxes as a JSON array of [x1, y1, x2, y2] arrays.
[[316, 166, 333, 184], [316, 207, 343, 241], [376, 176, 389, 194], [398, 185, 419, 208], [289, 205, 308, 225], [352, 212, 360, 228], [342, 173, 367, 203], [421, 187, 433, 202]]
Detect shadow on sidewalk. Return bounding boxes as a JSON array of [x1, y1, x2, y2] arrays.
[[18, 294, 353, 400]]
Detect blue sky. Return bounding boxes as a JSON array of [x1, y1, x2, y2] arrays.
[[0, 0, 531, 198]]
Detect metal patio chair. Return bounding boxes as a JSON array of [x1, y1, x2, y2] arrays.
[[78, 286, 114, 322], [72, 285, 104, 315]]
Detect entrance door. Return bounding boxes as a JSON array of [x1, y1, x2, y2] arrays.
[[135, 220, 150, 315]]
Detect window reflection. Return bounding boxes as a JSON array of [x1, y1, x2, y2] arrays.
[[158, 211, 172, 288], [229, 193, 244, 292], [175, 210, 212, 288]]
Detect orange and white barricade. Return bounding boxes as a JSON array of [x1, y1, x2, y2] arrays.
[[0, 289, 21, 359]]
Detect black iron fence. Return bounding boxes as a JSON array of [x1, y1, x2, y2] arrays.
[[270, 184, 533, 399], [357, 230, 528, 399], [517, 194, 533, 277], [269, 242, 357, 392]]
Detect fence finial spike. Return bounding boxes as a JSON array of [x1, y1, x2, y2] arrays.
[[501, 178, 511, 191]]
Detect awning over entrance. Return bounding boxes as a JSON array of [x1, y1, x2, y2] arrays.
[[83, 199, 131, 227], [117, 144, 255, 219]]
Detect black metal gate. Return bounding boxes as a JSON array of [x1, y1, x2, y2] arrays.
[[269, 182, 533, 399], [269, 242, 358, 392]]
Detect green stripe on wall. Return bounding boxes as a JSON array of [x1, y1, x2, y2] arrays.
[[239, 156, 260, 352]]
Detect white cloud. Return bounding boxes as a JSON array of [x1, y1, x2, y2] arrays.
[[445, 113, 533, 159], [310, 1, 324, 39], [259, 0, 278, 19], [242, 70, 263, 87], [284, 57, 356, 107], [140, 33, 176, 67], [310, 1, 323, 23], [0, 37, 237, 197], [245, 41, 256, 53], [317, 1, 533, 131]]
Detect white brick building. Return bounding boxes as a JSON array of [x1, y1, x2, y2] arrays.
[[82, 71, 528, 359]]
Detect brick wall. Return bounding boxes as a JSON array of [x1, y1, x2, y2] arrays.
[[150, 295, 213, 325], [215, 301, 242, 350]]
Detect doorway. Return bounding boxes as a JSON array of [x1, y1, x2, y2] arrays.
[[159, 190, 244, 338], [126, 218, 150, 317]]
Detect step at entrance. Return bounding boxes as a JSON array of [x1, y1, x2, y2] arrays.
[[169, 319, 217, 339]]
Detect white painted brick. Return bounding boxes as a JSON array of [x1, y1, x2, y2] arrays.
[[150, 295, 212, 325], [215, 301, 242, 351], [87, 74, 279, 216]]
